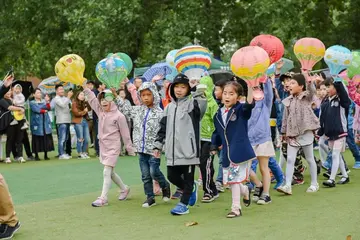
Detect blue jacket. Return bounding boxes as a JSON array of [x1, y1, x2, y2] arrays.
[[348, 101, 355, 129], [211, 102, 256, 168], [30, 100, 52, 136], [275, 76, 289, 131], [248, 78, 273, 146]]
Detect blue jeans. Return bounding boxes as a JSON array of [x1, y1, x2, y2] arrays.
[[216, 150, 223, 183], [139, 153, 169, 198], [74, 119, 90, 154], [57, 124, 69, 156]]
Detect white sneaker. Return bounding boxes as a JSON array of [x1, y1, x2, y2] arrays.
[[5, 158, 11, 164], [306, 183, 319, 193], [59, 154, 70, 160], [276, 184, 292, 195], [83, 153, 90, 159], [64, 154, 72, 159], [17, 157, 26, 163], [79, 153, 88, 159]]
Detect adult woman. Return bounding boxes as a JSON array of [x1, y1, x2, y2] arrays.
[[29, 88, 54, 160], [0, 88, 25, 163], [72, 91, 90, 159]]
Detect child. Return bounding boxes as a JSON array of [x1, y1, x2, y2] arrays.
[[213, 79, 228, 193], [114, 82, 171, 207], [153, 73, 207, 215], [83, 83, 135, 207], [277, 73, 320, 195], [211, 81, 255, 218], [198, 76, 219, 203], [318, 79, 350, 187], [12, 84, 28, 130]]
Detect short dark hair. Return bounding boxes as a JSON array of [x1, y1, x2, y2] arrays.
[[292, 73, 306, 91], [324, 77, 334, 87], [87, 80, 95, 85], [224, 81, 243, 97], [214, 79, 228, 89], [55, 84, 63, 90]]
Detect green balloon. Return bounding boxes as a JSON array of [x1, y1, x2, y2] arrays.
[[348, 51, 360, 79], [106, 52, 133, 74]]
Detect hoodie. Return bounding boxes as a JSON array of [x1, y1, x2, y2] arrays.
[[199, 76, 218, 141], [154, 74, 207, 166], [84, 88, 134, 167], [115, 82, 163, 155]]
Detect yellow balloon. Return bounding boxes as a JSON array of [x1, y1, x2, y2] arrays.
[[55, 54, 85, 85]]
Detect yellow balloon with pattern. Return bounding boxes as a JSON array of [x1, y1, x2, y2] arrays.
[[55, 54, 86, 85]]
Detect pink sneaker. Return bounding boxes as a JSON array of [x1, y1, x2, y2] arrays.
[[119, 187, 130, 201], [91, 197, 108, 207]]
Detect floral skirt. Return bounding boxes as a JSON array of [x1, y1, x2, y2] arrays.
[[223, 161, 251, 185]]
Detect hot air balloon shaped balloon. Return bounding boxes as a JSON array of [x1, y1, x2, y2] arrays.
[[230, 46, 270, 100], [250, 34, 284, 64], [324, 45, 352, 82], [174, 45, 212, 80], [352, 75, 360, 83], [347, 51, 360, 79], [107, 52, 133, 74], [166, 49, 179, 67], [95, 56, 128, 89], [293, 38, 325, 71], [55, 54, 86, 85]]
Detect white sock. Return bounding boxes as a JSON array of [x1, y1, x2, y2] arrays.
[[301, 145, 318, 186], [100, 166, 112, 199], [239, 183, 248, 196], [111, 169, 127, 190], [339, 157, 348, 178], [330, 148, 341, 180], [319, 136, 329, 164]]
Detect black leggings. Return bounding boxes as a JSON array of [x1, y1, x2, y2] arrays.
[[6, 124, 24, 158]]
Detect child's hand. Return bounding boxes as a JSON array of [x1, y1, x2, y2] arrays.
[[151, 75, 163, 83], [128, 152, 136, 157], [210, 151, 217, 156], [153, 149, 161, 158], [110, 88, 118, 98], [3, 74, 14, 87]]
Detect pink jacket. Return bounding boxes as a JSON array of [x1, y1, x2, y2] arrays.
[[348, 81, 360, 131], [84, 88, 134, 167]]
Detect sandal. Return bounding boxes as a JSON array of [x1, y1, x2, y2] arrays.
[[226, 210, 242, 218], [243, 185, 251, 207], [306, 184, 319, 193], [201, 193, 214, 203]]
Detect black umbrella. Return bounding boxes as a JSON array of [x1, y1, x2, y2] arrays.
[[11, 80, 34, 101]]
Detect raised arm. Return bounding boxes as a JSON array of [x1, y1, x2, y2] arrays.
[[83, 88, 101, 116], [264, 77, 274, 111], [126, 83, 141, 106], [334, 82, 351, 109], [305, 81, 316, 101], [114, 96, 135, 119]]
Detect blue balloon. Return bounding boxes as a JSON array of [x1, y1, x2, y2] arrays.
[[324, 45, 352, 81], [266, 63, 276, 75]]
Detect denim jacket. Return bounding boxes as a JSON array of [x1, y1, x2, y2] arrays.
[[30, 100, 52, 136]]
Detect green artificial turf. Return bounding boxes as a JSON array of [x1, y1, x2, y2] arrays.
[[1, 150, 359, 240]]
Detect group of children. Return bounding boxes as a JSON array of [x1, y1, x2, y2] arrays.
[[84, 62, 359, 218]]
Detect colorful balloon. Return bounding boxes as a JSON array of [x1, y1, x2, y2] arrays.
[[95, 56, 128, 89], [174, 45, 212, 80], [55, 54, 85, 85], [324, 45, 352, 81], [250, 34, 284, 64], [352, 75, 360, 83], [166, 50, 179, 67], [293, 38, 325, 71], [107, 52, 133, 73], [347, 51, 360, 79], [230, 46, 270, 88]]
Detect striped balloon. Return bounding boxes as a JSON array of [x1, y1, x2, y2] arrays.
[[174, 45, 212, 80]]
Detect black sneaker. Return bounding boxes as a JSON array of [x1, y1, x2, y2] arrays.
[[142, 197, 156, 208], [323, 171, 331, 179], [337, 169, 351, 178], [323, 179, 336, 187], [0, 221, 21, 239], [257, 195, 272, 205], [252, 186, 263, 202], [162, 186, 171, 202], [337, 177, 350, 185], [0, 224, 6, 234]]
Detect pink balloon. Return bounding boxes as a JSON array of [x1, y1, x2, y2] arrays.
[[294, 38, 325, 71], [352, 75, 360, 83], [339, 70, 350, 82], [258, 74, 267, 84]]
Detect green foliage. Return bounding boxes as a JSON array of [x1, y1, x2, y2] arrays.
[[1, 0, 359, 80]]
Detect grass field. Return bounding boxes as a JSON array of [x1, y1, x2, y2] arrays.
[[1, 150, 359, 240]]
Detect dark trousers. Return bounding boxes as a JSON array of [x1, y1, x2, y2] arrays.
[[199, 141, 218, 196], [6, 124, 24, 158], [167, 165, 195, 205], [22, 130, 32, 157], [65, 123, 71, 156]]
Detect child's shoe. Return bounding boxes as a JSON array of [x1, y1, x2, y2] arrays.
[[4, 158, 11, 164], [9, 119, 18, 126], [226, 210, 242, 218], [171, 189, 183, 199], [142, 197, 156, 208], [215, 181, 225, 193], [353, 161, 360, 169], [337, 177, 350, 185], [162, 186, 171, 202], [119, 187, 130, 200], [257, 195, 272, 205], [188, 182, 198, 206], [252, 186, 263, 202], [170, 202, 189, 215], [17, 157, 26, 163], [306, 183, 320, 192], [277, 184, 292, 195], [201, 193, 215, 203], [91, 197, 108, 207], [21, 122, 29, 130]]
